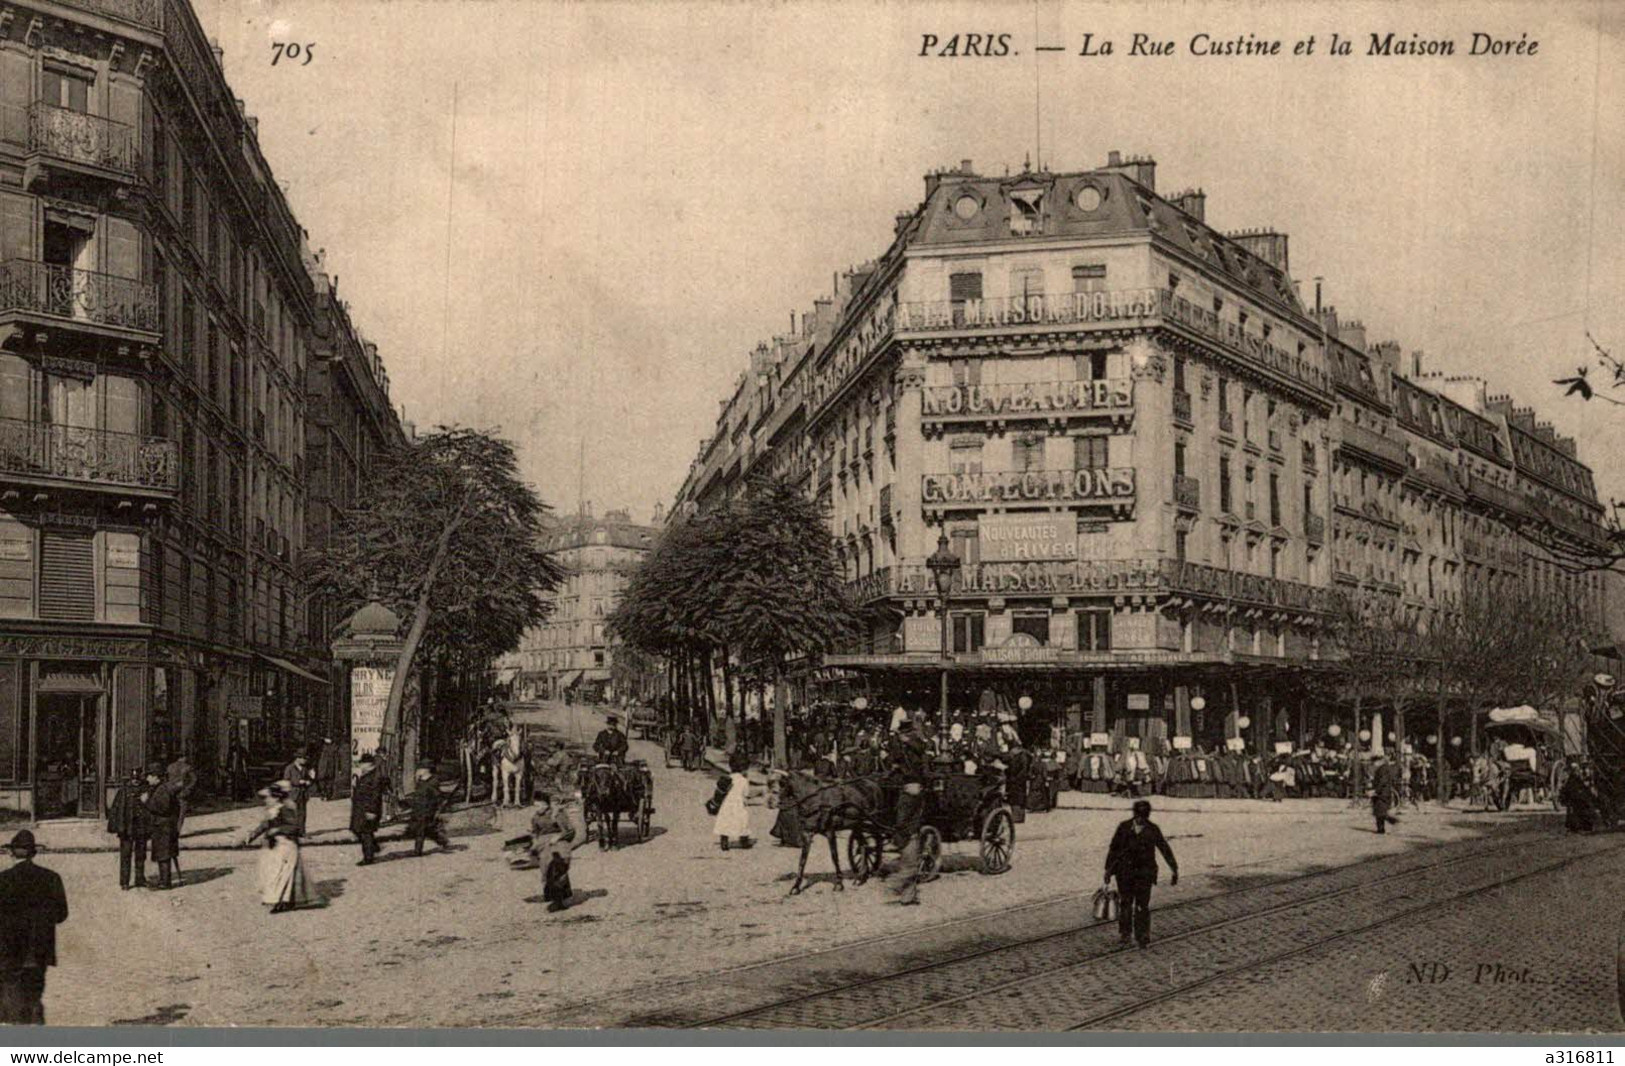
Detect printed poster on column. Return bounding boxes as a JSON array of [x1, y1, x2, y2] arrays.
[[351, 665, 392, 760]]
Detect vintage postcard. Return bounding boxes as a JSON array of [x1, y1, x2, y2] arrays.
[[0, 0, 1620, 1046]]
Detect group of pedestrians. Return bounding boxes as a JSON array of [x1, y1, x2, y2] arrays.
[[106, 762, 192, 891]]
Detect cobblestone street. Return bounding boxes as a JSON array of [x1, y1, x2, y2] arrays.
[[28, 701, 1614, 1032]]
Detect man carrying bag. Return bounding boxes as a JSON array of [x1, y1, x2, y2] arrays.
[[1103, 799, 1178, 949]]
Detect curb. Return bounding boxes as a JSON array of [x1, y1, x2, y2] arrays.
[[34, 803, 501, 855]]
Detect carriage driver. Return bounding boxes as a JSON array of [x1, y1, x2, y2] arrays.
[[593, 715, 629, 765]]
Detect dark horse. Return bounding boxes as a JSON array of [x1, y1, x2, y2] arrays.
[[777, 773, 887, 895], [580, 763, 646, 849]]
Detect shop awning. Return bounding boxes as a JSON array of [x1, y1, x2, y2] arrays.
[[558, 670, 583, 690], [36, 671, 103, 694], [258, 654, 332, 685]]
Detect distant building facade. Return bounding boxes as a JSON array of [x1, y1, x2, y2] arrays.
[[502, 508, 660, 703], [674, 152, 1611, 754]]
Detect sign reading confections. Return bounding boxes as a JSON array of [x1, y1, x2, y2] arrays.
[[351, 665, 393, 759], [922, 467, 1136, 505], [979, 513, 1077, 563]]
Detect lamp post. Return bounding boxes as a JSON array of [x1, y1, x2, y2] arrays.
[[926, 531, 959, 724]]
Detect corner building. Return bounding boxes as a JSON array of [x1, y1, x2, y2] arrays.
[[0, 0, 390, 817], [676, 152, 1611, 754]]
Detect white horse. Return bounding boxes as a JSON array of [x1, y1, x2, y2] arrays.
[[497, 725, 528, 807]]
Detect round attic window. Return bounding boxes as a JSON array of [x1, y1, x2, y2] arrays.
[[1074, 185, 1103, 212], [952, 195, 981, 220]]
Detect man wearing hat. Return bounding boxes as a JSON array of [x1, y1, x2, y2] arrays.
[[1104, 799, 1178, 949], [0, 830, 68, 1024], [106, 767, 151, 889], [1371, 754, 1401, 834], [350, 752, 386, 865], [142, 763, 183, 889], [282, 750, 316, 835], [593, 715, 628, 765], [403, 766, 451, 856], [316, 735, 343, 802]]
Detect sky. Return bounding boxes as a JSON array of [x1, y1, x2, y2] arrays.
[[196, 0, 1625, 526]]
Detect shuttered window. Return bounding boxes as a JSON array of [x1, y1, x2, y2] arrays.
[[38, 530, 94, 621]]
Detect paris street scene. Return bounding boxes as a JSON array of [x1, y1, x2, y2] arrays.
[[0, 0, 1622, 1041]]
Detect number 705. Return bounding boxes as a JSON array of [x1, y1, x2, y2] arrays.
[[271, 42, 315, 66]]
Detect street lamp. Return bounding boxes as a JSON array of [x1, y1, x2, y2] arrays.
[[926, 531, 960, 723]]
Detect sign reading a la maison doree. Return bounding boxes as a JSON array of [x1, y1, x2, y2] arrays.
[[979, 513, 1077, 563]]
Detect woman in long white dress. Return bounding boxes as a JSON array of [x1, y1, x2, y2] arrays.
[[244, 781, 318, 913], [712, 750, 756, 850]]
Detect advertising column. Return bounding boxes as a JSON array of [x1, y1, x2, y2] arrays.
[[350, 665, 391, 775]]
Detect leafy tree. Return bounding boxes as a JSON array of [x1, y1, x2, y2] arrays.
[[309, 427, 563, 777], [609, 475, 858, 766]]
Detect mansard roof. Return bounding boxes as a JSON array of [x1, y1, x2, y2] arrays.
[[911, 168, 1305, 319]]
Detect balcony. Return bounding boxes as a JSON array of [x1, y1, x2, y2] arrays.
[[25, 103, 138, 190], [879, 483, 894, 527], [1218, 409, 1235, 437], [1172, 387, 1193, 426], [1463, 472, 1533, 522], [1305, 512, 1326, 544], [1334, 418, 1410, 474], [0, 417, 178, 496], [1174, 474, 1200, 511], [848, 567, 894, 605], [0, 260, 159, 344], [1268, 429, 1282, 453], [1302, 441, 1318, 472]]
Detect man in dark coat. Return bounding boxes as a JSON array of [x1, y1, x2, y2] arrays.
[[350, 753, 386, 864], [283, 751, 315, 834], [142, 764, 182, 889], [0, 830, 68, 1024], [404, 767, 450, 855], [107, 768, 151, 889], [1560, 761, 1598, 833], [1104, 799, 1179, 948], [1371, 755, 1400, 833], [885, 720, 931, 905], [315, 737, 342, 801], [593, 715, 628, 765]]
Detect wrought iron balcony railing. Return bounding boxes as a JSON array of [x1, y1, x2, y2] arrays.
[[0, 417, 178, 492], [28, 103, 138, 175], [0, 259, 159, 333], [1174, 473, 1200, 511], [1334, 418, 1410, 472]]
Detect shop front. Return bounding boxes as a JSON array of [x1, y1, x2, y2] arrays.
[[0, 634, 211, 820]]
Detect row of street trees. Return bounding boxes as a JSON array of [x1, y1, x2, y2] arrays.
[[607, 475, 860, 766], [1324, 580, 1599, 796]]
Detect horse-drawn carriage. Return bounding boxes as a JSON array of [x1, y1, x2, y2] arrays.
[[578, 758, 655, 848], [628, 706, 662, 742], [812, 767, 1015, 889]]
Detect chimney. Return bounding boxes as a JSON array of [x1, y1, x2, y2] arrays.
[[1409, 350, 1424, 379], [208, 39, 223, 66], [895, 211, 912, 237], [1230, 230, 1290, 274], [1107, 151, 1122, 167], [960, 159, 974, 174], [1556, 435, 1578, 458], [1341, 319, 1368, 353], [1168, 188, 1205, 221], [1368, 340, 1402, 378], [1317, 305, 1341, 339]]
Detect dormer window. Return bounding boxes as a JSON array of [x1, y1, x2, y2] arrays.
[[1010, 188, 1044, 235]]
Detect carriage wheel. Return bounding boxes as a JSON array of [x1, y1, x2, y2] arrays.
[[917, 826, 943, 879], [637, 795, 652, 840], [847, 829, 883, 882], [979, 809, 1014, 875]]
